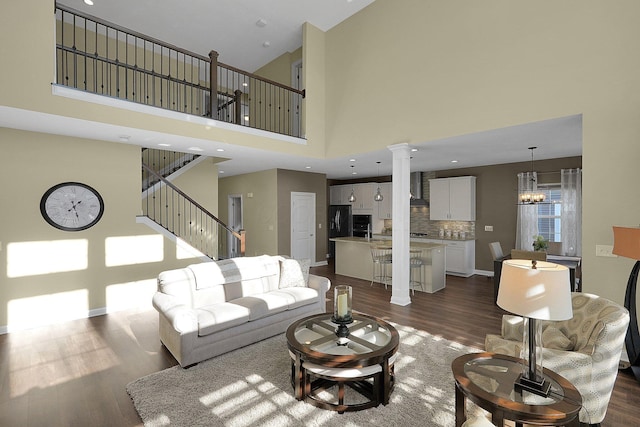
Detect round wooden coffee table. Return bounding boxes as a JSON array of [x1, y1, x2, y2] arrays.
[[286, 312, 399, 413], [452, 352, 582, 427]]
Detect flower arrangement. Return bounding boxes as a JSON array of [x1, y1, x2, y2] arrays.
[[533, 235, 548, 252]]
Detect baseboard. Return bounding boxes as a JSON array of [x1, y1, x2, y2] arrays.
[[0, 306, 109, 335], [474, 269, 494, 277]]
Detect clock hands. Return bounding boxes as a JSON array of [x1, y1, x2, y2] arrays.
[[67, 200, 82, 219]]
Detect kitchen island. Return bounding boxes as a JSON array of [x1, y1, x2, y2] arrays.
[[330, 237, 446, 293]]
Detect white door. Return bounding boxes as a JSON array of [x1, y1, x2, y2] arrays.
[[227, 194, 243, 258], [291, 192, 315, 262]]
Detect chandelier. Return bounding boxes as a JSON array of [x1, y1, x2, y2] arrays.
[[519, 147, 546, 204]]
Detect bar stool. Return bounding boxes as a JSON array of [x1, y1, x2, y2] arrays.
[[409, 249, 424, 295], [370, 245, 392, 289]]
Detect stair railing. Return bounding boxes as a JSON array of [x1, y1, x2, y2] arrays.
[[141, 163, 245, 259], [55, 4, 305, 138]]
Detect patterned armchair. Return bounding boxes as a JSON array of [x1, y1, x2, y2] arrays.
[[485, 293, 629, 426]]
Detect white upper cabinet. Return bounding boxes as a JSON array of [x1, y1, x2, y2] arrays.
[[330, 183, 375, 214], [429, 176, 476, 221], [375, 182, 393, 219], [351, 183, 374, 213], [330, 184, 349, 205]]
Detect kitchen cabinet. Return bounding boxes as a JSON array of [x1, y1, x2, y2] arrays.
[[418, 238, 476, 277], [330, 184, 351, 205], [351, 183, 374, 213], [375, 182, 392, 219], [429, 176, 476, 220]]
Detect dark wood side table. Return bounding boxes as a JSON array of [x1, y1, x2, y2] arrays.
[[452, 352, 582, 427]]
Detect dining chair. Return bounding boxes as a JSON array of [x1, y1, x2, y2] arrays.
[[510, 249, 547, 261], [488, 242, 504, 260]]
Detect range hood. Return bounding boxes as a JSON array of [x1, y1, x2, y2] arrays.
[[410, 172, 429, 206]]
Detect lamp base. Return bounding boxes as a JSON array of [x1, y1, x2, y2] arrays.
[[624, 261, 640, 384], [514, 373, 552, 397]]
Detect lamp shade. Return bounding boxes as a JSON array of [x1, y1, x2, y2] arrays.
[[612, 226, 640, 260], [497, 259, 572, 321]]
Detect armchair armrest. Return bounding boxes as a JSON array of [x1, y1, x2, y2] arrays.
[[152, 292, 198, 334]]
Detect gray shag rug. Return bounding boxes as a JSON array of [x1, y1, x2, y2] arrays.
[[127, 323, 482, 426]]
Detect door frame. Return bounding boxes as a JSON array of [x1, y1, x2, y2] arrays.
[[227, 194, 243, 258]]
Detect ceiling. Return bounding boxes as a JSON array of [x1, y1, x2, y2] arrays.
[[1, 1, 582, 180]]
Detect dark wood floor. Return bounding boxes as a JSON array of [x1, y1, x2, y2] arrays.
[[1, 263, 638, 426]]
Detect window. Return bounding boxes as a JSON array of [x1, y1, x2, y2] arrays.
[[537, 184, 562, 242]]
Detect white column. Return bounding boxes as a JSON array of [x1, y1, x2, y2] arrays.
[[388, 143, 411, 306]]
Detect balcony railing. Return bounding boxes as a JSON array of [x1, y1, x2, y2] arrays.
[[55, 4, 304, 138]]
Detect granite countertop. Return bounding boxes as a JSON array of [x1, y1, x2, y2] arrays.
[[330, 236, 446, 249], [372, 234, 476, 242]]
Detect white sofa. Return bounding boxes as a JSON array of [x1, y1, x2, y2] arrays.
[[153, 255, 331, 367]]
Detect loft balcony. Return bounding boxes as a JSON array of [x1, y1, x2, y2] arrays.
[[54, 4, 305, 139]]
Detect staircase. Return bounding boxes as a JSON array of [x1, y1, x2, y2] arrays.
[[138, 149, 244, 260]]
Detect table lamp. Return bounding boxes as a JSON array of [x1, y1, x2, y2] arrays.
[[612, 226, 640, 383], [497, 259, 572, 397]]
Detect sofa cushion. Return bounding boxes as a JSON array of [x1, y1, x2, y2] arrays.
[[232, 293, 290, 321], [269, 287, 320, 309], [197, 303, 251, 336], [279, 258, 310, 288], [189, 255, 280, 290]]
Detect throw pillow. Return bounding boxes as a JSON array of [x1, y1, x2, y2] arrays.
[[541, 326, 574, 351], [279, 258, 310, 288]]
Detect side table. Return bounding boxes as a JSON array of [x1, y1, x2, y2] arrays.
[[452, 352, 582, 427]]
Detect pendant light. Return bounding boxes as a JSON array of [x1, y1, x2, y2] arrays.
[[519, 147, 546, 204], [348, 165, 357, 202], [374, 161, 384, 202]]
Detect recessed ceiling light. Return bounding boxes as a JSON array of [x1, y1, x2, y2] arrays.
[[219, 170, 225, 174], [84, 0, 94, 5], [305, 166, 311, 169], [451, 160, 458, 163], [118, 135, 130, 141], [158, 143, 171, 147], [352, 172, 358, 175], [188, 147, 203, 152], [216, 148, 225, 152], [411, 148, 418, 152], [349, 158, 356, 162]]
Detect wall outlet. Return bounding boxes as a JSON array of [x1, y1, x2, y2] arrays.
[[596, 245, 616, 257], [485, 225, 493, 232]]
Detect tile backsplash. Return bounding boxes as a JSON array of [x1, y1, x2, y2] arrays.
[[381, 171, 476, 239]]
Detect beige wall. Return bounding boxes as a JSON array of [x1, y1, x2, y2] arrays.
[[434, 157, 582, 272], [0, 128, 204, 331], [254, 48, 302, 86], [308, 0, 640, 305], [276, 169, 328, 261], [217, 170, 279, 256]]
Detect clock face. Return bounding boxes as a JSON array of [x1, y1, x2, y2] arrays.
[[40, 182, 104, 231]]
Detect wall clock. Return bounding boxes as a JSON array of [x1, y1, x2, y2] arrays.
[[40, 182, 105, 231]]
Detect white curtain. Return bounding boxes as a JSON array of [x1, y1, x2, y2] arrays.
[[516, 172, 539, 250], [561, 168, 582, 256]]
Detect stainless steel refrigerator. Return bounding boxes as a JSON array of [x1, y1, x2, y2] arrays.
[[329, 205, 352, 258]]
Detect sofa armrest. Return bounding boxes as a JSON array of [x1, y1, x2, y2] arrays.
[[308, 273, 331, 294], [152, 292, 198, 334]]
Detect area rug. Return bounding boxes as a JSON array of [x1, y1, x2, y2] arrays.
[[127, 324, 483, 426]]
